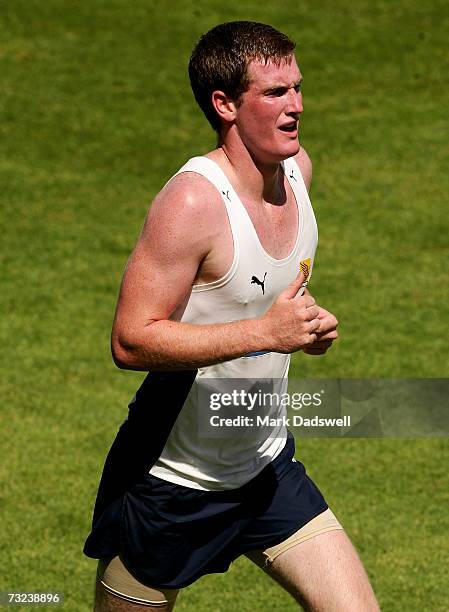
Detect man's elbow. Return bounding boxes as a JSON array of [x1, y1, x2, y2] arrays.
[[111, 332, 148, 371], [111, 343, 132, 369], [111, 337, 132, 369]]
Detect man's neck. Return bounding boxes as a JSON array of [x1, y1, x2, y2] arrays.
[[213, 138, 284, 206]]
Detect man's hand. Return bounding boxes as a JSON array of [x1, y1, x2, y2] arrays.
[[302, 305, 339, 355], [260, 271, 321, 353]]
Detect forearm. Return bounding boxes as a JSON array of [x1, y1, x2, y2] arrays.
[[112, 317, 269, 371]]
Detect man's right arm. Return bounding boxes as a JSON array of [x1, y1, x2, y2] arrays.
[[111, 175, 320, 371]]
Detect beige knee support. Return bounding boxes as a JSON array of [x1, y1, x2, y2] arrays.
[[262, 508, 344, 565], [98, 556, 179, 607], [246, 508, 344, 569]]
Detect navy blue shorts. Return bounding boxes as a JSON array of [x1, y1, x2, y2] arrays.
[[85, 432, 327, 589]]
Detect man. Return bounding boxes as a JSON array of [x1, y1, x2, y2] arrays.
[[85, 21, 379, 611]]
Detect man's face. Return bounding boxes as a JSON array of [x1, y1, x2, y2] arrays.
[[234, 55, 303, 163]]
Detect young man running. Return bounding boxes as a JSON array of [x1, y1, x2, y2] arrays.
[[85, 21, 379, 611]]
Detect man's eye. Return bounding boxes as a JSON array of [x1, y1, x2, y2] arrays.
[[272, 89, 286, 96]]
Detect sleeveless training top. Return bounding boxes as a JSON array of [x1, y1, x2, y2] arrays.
[[143, 155, 318, 490]]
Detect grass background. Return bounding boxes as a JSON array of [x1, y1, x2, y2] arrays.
[[1, 0, 448, 609]]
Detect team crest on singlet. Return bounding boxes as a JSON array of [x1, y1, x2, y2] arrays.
[[300, 258, 312, 287]]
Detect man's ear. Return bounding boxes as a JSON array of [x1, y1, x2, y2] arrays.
[[211, 90, 238, 126]]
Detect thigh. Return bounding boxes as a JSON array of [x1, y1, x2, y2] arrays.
[[94, 556, 179, 612], [247, 525, 379, 611]]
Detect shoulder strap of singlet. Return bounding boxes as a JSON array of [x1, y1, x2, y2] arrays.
[[283, 156, 312, 206], [283, 156, 303, 189]]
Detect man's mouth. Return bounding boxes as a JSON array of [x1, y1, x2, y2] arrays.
[[278, 121, 298, 133]]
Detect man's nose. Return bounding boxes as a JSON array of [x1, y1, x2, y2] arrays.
[[287, 88, 303, 114]]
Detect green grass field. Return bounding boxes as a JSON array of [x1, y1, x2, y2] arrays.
[[1, 0, 448, 610]]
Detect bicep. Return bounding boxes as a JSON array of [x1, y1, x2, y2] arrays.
[[113, 181, 212, 337], [116, 235, 200, 327]]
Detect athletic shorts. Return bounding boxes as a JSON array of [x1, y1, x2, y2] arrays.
[[85, 432, 328, 589]]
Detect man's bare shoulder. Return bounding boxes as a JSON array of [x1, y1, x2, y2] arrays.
[[137, 170, 227, 268], [293, 146, 313, 192], [149, 170, 224, 223]]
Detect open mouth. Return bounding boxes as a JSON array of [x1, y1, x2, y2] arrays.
[[279, 122, 298, 133]]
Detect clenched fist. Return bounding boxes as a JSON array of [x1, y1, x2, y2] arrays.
[[260, 271, 321, 354], [303, 306, 339, 355]]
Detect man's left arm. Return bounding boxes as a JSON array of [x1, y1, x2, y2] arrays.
[[295, 147, 339, 355]]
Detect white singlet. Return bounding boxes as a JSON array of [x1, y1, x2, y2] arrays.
[[145, 155, 318, 490]]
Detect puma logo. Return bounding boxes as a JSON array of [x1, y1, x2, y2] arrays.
[[289, 170, 297, 181], [251, 272, 267, 295]]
